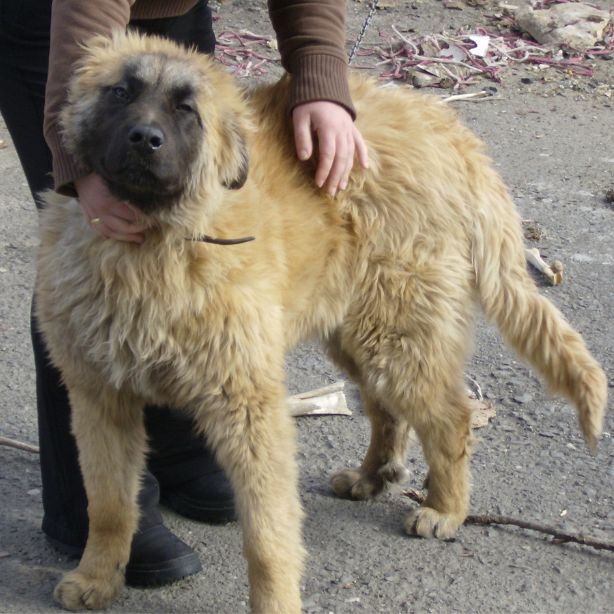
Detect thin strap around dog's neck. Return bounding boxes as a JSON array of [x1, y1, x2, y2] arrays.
[[187, 234, 255, 246]]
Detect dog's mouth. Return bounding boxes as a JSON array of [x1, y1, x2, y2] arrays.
[[97, 157, 184, 212]]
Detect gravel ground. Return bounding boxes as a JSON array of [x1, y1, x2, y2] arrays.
[[1, 1, 613, 612]]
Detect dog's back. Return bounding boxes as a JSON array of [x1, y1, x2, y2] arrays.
[[246, 77, 606, 450]]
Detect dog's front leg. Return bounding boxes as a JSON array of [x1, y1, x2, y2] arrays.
[[195, 379, 305, 614], [54, 385, 146, 611]]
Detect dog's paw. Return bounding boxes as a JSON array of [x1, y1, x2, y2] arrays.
[[378, 460, 410, 485], [330, 469, 368, 499], [330, 462, 409, 500], [54, 569, 124, 611], [404, 506, 464, 540]]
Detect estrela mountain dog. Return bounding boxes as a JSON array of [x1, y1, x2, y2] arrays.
[[36, 32, 607, 612]]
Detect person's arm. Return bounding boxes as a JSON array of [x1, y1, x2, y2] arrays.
[[43, 0, 145, 242], [268, 0, 368, 196]]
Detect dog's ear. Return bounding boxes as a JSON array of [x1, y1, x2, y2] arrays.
[[218, 116, 249, 190]]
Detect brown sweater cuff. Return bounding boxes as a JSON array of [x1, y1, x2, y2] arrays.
[[46, 124, 85, 197], [131, 0, 196, 20], [288, 54, 356, 120]]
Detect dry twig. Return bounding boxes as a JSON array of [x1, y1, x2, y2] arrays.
[[442, 91, 498, 103], [404, 489, 614, 553], [0, 436, 39, 454]]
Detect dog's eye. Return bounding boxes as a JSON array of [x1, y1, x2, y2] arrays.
[[112, 86, 129, 101], [176, 102, 195, 113]]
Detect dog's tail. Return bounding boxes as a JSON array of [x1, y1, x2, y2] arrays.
[[472, 181, 607, 449]]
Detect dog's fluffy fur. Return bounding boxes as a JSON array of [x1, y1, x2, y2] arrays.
[[35, 32, 607, 612]]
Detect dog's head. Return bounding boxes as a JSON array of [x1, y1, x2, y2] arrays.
[[61, 31, 250, 219]]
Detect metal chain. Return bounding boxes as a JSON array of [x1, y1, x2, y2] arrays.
[[348, 0, 380, 65]]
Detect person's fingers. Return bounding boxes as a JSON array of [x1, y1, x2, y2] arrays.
[[291, 102, 370, 197], [89, 220, 144, 243], [324, 134, 351, 196], [103, 214, 145, 236], [104, 200, 140, 223], [76, 174, 146, 242], [293, 109, 314, 162], [88, 214, 145, 242], [315, 131, 337, 190], [353, 125, 369, 170], [339, 133, 355, 192]]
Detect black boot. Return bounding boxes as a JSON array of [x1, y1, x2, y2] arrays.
[[126, 473, 203, 587], [146, 406, 236, 524]]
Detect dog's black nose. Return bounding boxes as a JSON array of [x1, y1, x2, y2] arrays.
[[127, 124, 165, 151]]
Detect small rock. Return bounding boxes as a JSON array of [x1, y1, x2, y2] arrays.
[[515, 3, 611, 51]]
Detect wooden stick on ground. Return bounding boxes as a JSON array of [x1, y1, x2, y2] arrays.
[[404, 489, 614, 553], [0, 436, 39, 454]]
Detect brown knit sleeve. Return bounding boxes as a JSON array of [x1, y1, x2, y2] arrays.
[[43, 0, 135, 195], [267, 0, 356, 119]]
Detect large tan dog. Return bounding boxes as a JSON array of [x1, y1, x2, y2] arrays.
[[35, 32, 607, 612]]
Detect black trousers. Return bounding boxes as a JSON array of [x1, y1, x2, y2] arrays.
[[0, 0, 217, 548]]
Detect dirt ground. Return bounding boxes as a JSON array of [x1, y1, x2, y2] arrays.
[[1, 1, 613, 612]]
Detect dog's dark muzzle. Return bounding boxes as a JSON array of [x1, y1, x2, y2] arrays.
[[98, 123, 185, 211]]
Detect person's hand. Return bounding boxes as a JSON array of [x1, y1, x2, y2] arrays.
[[292, 101, 368, 197], [74, 173, 146, 243]]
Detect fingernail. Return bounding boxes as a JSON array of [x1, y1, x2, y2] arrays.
[[340, 180, 348, 191], [299, 149, 310, 160]]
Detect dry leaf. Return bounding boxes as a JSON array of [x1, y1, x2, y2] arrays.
[[468, 396, 496, 429]]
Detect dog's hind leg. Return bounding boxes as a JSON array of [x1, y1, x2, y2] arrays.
[[403, 381, 473, 539], [331, 389, 412, 500], [53, 385, 146, 611], [330, 257, 476, 538], [193, 376, 304, 614]]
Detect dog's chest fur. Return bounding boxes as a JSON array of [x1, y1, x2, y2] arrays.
[[35, 195, 357, 406], [37, 199, 279, 402]]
